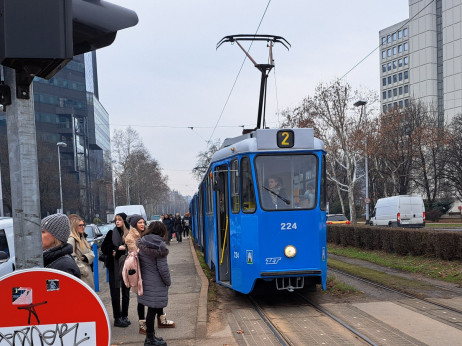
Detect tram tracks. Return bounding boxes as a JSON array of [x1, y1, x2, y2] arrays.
[[247, 294, 375, 345], [328, 266, 462, 317]]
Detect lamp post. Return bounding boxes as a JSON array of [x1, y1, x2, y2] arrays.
[[57, 142, 67, 214], [111, 160, 116, 211], [354, 100, 369, 223]]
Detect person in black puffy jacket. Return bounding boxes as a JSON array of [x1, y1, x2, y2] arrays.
[[41, 213, 80, 278]]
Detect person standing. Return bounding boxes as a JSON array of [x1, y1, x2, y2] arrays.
[[137, 221, 170, 346], [162, 214, 173, 245], [183, 213, 191, 239], [41, 213, 81, 278], [68, 216, 95, 289], [173, 213, 183, 243], [101, 212, 130, 328]]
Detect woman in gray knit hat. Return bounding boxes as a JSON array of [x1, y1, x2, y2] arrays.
[[42, 213, 81, 278]]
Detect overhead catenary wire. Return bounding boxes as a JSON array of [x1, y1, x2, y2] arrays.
[[207, 0, 272, 145]]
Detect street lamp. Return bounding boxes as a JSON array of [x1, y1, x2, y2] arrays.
[[57, 142, 67, 214], [111, 160, 116, 211], [354, 100, 369, 223]]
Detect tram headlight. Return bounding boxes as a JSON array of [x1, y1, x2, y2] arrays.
[[284, 245, 296, 258]]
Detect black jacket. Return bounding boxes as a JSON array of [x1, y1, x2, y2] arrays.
[[43, 243, 81, 278], [101, 227, 127, 271], [162, 217, 173, 232], [173, 217, 183, 233]]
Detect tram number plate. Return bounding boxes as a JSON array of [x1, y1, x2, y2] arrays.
[[281, 222, 297, 230], [277, 130, 294, 148]]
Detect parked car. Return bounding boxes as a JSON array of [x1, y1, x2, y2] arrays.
[[370, 195, 425, 228], [98, 223, 114, 237], [327, 214, 351, 224], [0, 217, 14, 277], [84, 224, 105, 248]]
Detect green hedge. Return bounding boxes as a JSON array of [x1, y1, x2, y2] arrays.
[[327, 225, 462, 261]]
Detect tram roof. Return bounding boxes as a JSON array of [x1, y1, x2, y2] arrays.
[[211, 128, 324, 163]]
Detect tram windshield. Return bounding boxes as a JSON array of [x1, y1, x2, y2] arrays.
[[255, 154, 318, 211]]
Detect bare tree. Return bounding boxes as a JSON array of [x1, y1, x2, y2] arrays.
[[444, 113, 462, 201], [192, 140, 221, 181]]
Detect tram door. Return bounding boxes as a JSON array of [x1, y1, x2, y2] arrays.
[[215, 165, 231, 284]]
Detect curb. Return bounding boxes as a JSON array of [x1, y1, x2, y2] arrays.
[[189, 236, 209, 339]]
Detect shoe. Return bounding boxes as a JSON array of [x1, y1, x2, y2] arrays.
[[139, 320, 146, 335], [157, 314, 175, 328], [121, 316, 131, 325], [144, 332, 166, 345], [114, 317, 129, 328]]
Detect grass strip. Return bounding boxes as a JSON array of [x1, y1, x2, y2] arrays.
[[328, 244, 462, 285]]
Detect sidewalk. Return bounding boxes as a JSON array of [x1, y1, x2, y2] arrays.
[[96, 236, 236, 345]]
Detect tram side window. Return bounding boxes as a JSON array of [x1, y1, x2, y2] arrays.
[[206, 172, 214, 214], [230, 159, 240, 213], [240, 157, 256, 213], [320, 155, 327, 211]]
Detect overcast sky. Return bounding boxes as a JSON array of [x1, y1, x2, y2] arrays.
[[96, 0, 410, 197]]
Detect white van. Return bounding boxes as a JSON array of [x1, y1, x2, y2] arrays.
[[114, 205, 147, 221], [0, 217, 15, 277], [370, 195, 425, 228]]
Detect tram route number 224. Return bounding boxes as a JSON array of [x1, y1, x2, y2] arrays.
[[281, 223, 297, 230]]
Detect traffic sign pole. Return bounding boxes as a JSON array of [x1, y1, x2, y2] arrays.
[[4, 67, 43, 269]]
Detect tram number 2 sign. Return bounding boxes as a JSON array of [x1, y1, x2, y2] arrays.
[[277, 130, 294, 148]]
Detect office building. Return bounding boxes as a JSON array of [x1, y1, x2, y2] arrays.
[[0, 52, 112, 220], [380, 0, 462, 122]]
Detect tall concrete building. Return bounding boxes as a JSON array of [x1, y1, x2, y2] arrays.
[[0, 52, 112, 220], [380, 0, 462, 122]]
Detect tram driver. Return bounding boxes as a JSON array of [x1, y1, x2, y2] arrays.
[[261, 176, 290, 209]]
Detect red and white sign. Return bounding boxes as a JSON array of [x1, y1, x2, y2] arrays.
[[0, 268, 110, 345]]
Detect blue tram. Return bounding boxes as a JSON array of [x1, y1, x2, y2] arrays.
[[190, 128, 327, 294]]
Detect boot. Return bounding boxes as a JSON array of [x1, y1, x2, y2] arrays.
[[139, 320, 146, 335], [144, 332, 167, 346], [157, 314, 175, 328]]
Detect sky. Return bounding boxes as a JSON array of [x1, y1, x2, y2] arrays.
[[96, 0, 410, 197]]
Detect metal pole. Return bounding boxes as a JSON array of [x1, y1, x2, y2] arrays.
[[5, 67, 43, 269], [0, 160, 4, 217], [111, 160, 116, 210], [58, 145, 63, 213], [364, 104, 369, 223], [127, 175, 130, 204]]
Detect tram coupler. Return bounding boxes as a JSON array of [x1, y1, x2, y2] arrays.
[[276, 277, 304, 292]]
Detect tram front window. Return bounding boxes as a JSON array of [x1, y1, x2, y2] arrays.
[[255, 154, 318, 210]]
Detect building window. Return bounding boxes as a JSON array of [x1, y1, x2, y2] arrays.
[[382, 51, 386, 59], [388, 103, 392, 110], [404, 56, 408, 65], [404, 85, 409, 93], [387, 49, 391, 57], [392, 32, 397, 41], [403, 28, 408, 37], [393, 60, 397, 69], [382, 78, 386, 86], [393, 74, 397, 83], [394, 102, 398, 109], [404, 70, 409, 79], [404, 42, 408, 51], [382, 64, 386, 73], [388, 62, 392, 71], [387, 35, 391, 43], [388, 76, 392, 84], [393, 46, 397, 55], [404, 99, 409, 106], [383, 91, 387, 99], [383, 105, 387, 112], [398, 59, 403, 67], [382, 37, 386, 45], [388, 90, 392, 98], [398, 30, 402, 39], [399, 100, 403, 108], [398, 45, 402, 53], [399, 86, 403, 95], [399, 72, 403, 81], [393, 88, 397, 97]]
